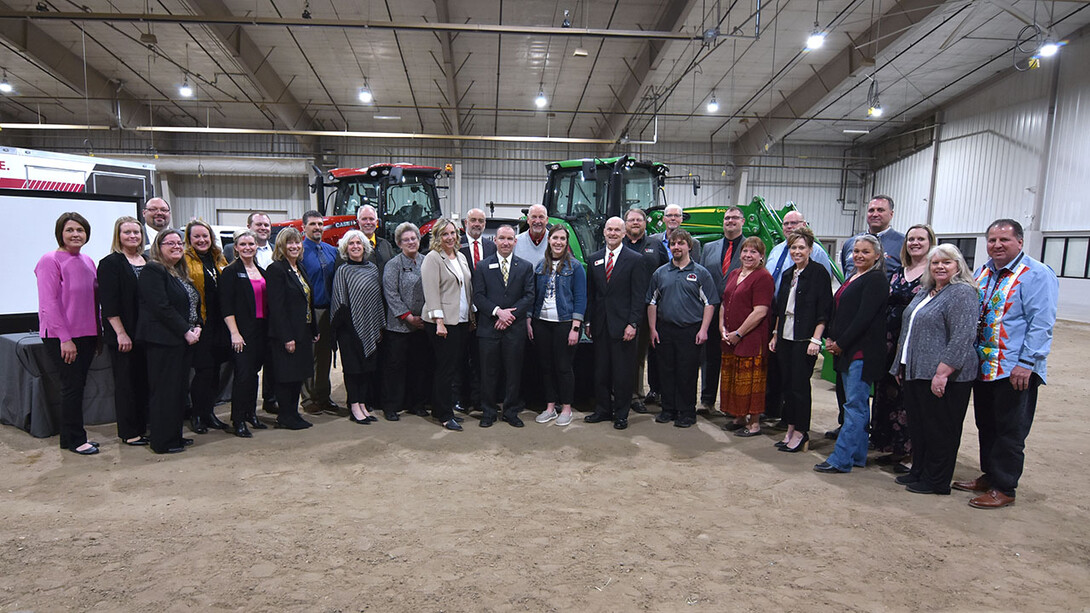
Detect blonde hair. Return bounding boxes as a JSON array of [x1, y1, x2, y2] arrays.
[[110, 216, 145, 253], [273, 227, 304, 261], [429, 218, 459, 253], [921, 244, 976, 289]]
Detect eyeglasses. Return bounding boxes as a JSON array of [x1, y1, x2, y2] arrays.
[[160, 241, 183, 247], [664, 213, 682, 218]]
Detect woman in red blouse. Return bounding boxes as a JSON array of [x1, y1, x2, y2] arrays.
[[719, 237, 776, 436]]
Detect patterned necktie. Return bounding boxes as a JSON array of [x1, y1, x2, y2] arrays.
[[721, 240, 734, 277], [473, 240, 481, 268], [501, 257, 509, 286], [606, 250, 614, 282]]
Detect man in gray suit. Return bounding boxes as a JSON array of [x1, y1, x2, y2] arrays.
[[698, 206, 745, 412], [651, 205, 702, 261], [840, 195, 904, 279]]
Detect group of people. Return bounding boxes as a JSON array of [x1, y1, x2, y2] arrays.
[[35, 194, 1058, 510]]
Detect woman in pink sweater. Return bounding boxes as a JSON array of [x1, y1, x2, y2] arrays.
[[35, 212, 100, 456]]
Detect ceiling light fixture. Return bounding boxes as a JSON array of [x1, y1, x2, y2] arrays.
[[842, 129, 870, 134], [1037, 38, 1062, 57], [535, 87, 548, 109], [573, 47, 588, 57], [358, 86, 374, 104], [867, 102, 883, 118], [0, 70, 12, 94], [805, 2, 825, 51], [865, 76, 883, 118], [178, 76, 193, 98], [706, 92, 719, 114]]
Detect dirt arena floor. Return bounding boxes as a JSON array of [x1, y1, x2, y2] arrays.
[[1, 321, 1089, 612]]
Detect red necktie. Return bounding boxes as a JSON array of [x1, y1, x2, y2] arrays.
[[721, 241, 733, 277], [606, 250, 614, 282], [473, 240, 481, 268]]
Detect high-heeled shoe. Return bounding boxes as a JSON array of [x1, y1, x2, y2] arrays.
[[779, 432, 810, 453], [189, 415, 208, 434], [206, 413, 229, 431], [246, 414, 268, 430], [348, 414, 371, 424]]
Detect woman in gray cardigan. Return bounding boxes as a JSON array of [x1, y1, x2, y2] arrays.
[[381, 222, 432, 421], [890, 244, 982, 495]]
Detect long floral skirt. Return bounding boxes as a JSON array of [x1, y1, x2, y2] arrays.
[[720, 352, 766, 418]]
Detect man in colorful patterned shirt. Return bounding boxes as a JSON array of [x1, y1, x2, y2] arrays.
[[956, 219, 1058, 509]]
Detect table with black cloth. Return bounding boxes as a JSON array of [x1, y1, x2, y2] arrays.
[[0, 332, 116, 438]]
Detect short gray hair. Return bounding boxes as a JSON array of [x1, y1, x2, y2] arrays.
[[394, 222, 420, 246], [337, 229, 373, 261]]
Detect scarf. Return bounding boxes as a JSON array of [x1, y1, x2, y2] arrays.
[[183, 248, 227, 320], [331, 260, 385, 358]]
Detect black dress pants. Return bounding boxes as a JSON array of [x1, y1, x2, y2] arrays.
[[972, 375, 1042, 496], [427, 322, 469, 422], [531, 319, 576, 405], [777, 339, 818, 433], [42, 336, 96, 449], [231, 321, 266, 425], [655, 322, 701, 422], [384, 329, 432, 412], [147, 342, 190, 453], [593, 327, 638, 420], [190, 335, 227, 421], [109, 343, 149, 440], [479, 328, 527, 420], [700, 305, 722, 405], [904, 379, 973, 494]]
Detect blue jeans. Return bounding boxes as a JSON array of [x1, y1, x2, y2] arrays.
[[826, 360, 870, 471]]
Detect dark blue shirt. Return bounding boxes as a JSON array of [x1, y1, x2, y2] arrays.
[[301, 238, 338, 308]]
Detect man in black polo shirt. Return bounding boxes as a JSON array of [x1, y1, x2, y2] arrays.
[[647, 230, 719, 428], [622, 207, 667, 414]]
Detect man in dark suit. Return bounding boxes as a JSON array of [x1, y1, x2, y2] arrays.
[[698, 206, 745, 412], [357, 205, 397, 274], [472, 225, 535, 428], [585, 216, 649, 430], [456, 208, 496, 413]]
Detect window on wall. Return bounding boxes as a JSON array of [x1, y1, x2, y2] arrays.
[[939, 237, 977, 270], [1043, 237, 1090, 278]]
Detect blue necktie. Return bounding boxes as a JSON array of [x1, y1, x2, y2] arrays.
[[772, 244, 790, 283]]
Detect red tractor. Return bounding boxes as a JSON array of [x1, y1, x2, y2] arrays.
[[274, 162, 445, 248]]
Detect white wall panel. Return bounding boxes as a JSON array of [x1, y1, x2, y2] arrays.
[[931, 69, 1051, 234], [872, 145, 933, 229], [170, 174, 309, 229], [1042, 37, 1090, 231]]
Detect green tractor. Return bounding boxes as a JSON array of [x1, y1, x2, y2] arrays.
[[539, 155, 669, 264]]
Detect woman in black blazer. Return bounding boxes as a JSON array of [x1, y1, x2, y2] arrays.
[[220, 230, 269, 437], [182, 220, 231, 434], [768, 228, 832, 453], [815, 234, 889, 474], [137, 229, 202, 454], [265, 228, 318, 430], [98, 216, 151, 446]]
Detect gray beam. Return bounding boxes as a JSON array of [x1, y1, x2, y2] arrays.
[[595, 0, 700, 144], [183, 0, 317, 151], [730, 0, 945, 164], [432, 0, 462, 136], [0, 0, 158, 128]]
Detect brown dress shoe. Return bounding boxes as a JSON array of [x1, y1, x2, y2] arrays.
[[968, 489, 1015, 509], [952, 475, 991, 493]]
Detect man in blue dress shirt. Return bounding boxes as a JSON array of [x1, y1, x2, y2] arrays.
[[299, 210, 343, 415]]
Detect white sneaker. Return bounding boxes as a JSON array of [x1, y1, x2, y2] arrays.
[[556, 412, 573, 426], [535, 408, 558, 424]]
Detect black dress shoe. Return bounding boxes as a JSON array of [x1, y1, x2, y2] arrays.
[[630, 399, 649, 414], [906, 481, 950, 495], [348, 415, 371, 424], [479, 416, 495, 428], [443, 419, 463, 431], [503, 415, 524, 428], [189, 416, 208, 434], [365, 415, 378, 422], [206, 413, 229, 431], [644, 391, 661, 405], [655, 412, 676, 424], [584, 412, 611, 424], [233, 423, 253, 438], [69, 445, 99, 456], [723, 421, 746, 431], [322, 400, 345, 416], [452, 415, 465, 423], [613, 419, 628, 430], [674, 418, 695, 428], [182, 437, 194, 446], [123, 436, 150, 446], [262, 399, 279, 414], [383, 411, 400, 421], [824, 426, 841, 440], [895, 473, 919, 485], [813, 461, 848, 474], [276, 417, 313, 430], [408, 407, 430, 417], [454, 403, 472, 414], [247, 415, 268, 430], [154, 446, 186, 454]]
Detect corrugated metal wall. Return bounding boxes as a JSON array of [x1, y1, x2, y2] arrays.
[[1042, 37, 1090, 231], [930, 68, 1052, 234], [871, 145, 933, 228], [170, 174, 310, 227]]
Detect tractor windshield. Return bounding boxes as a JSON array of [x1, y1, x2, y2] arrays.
[[332, 173, 441, 239], [546, 164, 660, 255]]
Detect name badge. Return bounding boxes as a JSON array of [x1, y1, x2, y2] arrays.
[[489, 263, 500, 269], [645, 248, 656, 253], [686, 273, 698, 282], [237, 272, 248, 278], [594, 259, 605, 266]]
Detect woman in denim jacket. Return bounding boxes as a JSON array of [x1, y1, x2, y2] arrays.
[[529, 226, 587, 427]]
